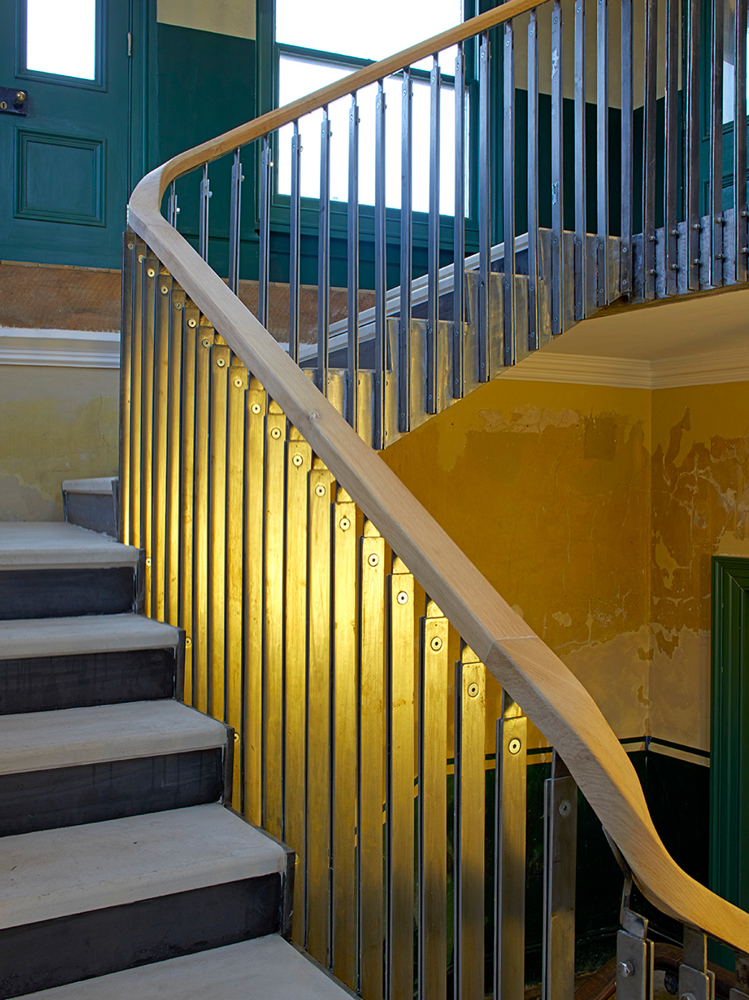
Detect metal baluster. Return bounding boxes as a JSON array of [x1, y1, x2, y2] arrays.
[[374, 82, 387, 448], [731, 12, 746, 277], [454, 46, 466, 392], [290, 122, 302, 364], [664, 0, 679, 296], [348, 98, 360, 428], [527, 14, 539, 352], [258, 135, 271, 328], [643, 0, 658, 301], [711, 0, 726, 287], [427, 55, 441, 413], [318, 108, 332, 396], [596, 0, 609, 307], [400, 71, 413, 430], [621, 0, 633, 296], [574, 0, 586, 320], [503, 19, 516, 368], [687, 0, 703, 290], [167, 181, 179, 228], [199, 164, 210, 261], [228, 149, 243, 294], [478, 32, 492, 378], [542, 753, 577, 1000], [495, 694, 527, 1000], [551, 0, 564, 335]]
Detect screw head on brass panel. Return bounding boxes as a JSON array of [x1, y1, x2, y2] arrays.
[[185, 637, 192, 647], [508, 737, 521, 755], [161, 286, 169, 294], [315, 484, 327, 498], [430, 635, 442, 651], [217, 357, 226, 368], [558, 799, 571, 817], [397, 591, 409, 605], [202, 338, 211, 348], [251, 403, 262, 414], [270, 426, 282, 439], [188, 318, 197, 328], [138, 254, 145, 263], [175, 301, 183, 309], [233, 732, 240, 742], [339, 517, 351, 531], [292, 454, 303, 467], [127, 242, 134, 250], [147, 268, 156, 278], [467, 682, 479, 698], [145, 557, 152, 566], [234, 378, 244, 388], [618, 961, 634, 978]]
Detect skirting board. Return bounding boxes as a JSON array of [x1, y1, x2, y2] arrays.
[[0, 328, 120, 368]]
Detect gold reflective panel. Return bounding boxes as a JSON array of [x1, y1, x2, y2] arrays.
[[192, 319, 214, 715], [165, 286, 186, 629], [208, 338, 231, 721], [128, 248, 146, 550], [140, 254, 158, 616], [179, 301, 200, 706], [151, 268, 171, 623], [119, 236, 135, 544]]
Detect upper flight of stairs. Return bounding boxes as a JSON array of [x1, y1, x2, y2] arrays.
[[0, 521, 352, 999]]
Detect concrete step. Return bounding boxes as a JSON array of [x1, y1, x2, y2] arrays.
[[62, 477, 118, 538], [0, 523, 141, 621], [8, 935, 351, 1000], [0, 701, 229, 835], [0, 806, 291, 998], [0, 614, 182, 714]]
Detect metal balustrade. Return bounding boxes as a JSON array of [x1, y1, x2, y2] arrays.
[[123, 0, 749, 997]]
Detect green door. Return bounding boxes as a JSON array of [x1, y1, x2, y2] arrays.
[[0, 0, 131, 268]]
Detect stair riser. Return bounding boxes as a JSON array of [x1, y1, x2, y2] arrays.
[[0, 874, 283, 999], [0, 566, 142, 621], [63, 491, 118, 538], [0, 647, 179, 715], [0, 749, 224, 836]]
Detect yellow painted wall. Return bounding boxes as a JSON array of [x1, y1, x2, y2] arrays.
[[157, 0, 256, 39], [650, 381, 749, 752], [382, 378, 653, 741], [0, 366, 119, 522]]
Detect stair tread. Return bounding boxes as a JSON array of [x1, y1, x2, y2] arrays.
[[61, 477, 116, 494], [0, 614, 179, 661], [0, 700, 226, 776], [0, 522, 138, 570], [0, 804, 286, 931], [9, 936, 350, 999]]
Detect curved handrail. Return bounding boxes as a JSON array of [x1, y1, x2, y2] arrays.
[[128, 3, 749, 954]]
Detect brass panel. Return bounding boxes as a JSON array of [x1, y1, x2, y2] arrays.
[[165, 286, 186, 629], [151, 270, 172, 623], [128, 248, 146, 550], [226, 360, 247, 811], [285, 427, 312, 943], [387, 567, 419, 1000], [495, 696, 527, 999], [193, 320, 215, 715], [455, 648, 486, 1000], [179, 301, 200, 706], [382, 318, 399, 448], [119, 236, 135, 544], [332, 488, 358, 989], [140, 254, 158, 616], [243, 380, 268, 826], [355, 370, 374, 451], [264, 401, 287, 840], [359, 527, 387, 999], [209, 340, 231, 720], [542, 770, 577, 1000], [307, 460, 335, 967], [419, 605, 449, 1000]]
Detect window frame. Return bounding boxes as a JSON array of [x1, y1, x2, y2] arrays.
[[16, 0, 106, 92]]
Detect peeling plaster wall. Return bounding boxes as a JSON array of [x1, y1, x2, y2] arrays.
[[650, 382, 749, 752], [381, 378, 653, 741], [0, 366, 119, 522]]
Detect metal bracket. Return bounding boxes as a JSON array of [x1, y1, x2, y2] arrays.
[[603, 832, 654, 1000], [679, 926, 715, 1000], [731, 951, 749, 1000]]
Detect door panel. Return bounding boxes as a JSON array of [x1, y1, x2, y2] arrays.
[[0, 0, 130, 268]]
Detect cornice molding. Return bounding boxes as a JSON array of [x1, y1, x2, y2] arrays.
[[0, 328, 120, 369]]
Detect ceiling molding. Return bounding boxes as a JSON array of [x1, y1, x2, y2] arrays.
[[0, 328, 120, 369], [502, 348, 749, 389]]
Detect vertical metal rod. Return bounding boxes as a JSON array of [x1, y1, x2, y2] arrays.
[[711, 0, 726, 287], [542, 753, 577, 1000], [289, 122, 302, 364], [348, 97, 360, 428], [318, 107, 332, 396], [400, 70, 413, 430], [664, 0, 680, 296], [199, 164, 210, 262], [643, 0, 658, 301], [427, 56, 441, 413], [620, 0, 633, 296], [574, 0, 587, 320], [167, 182, 179, 228], [551, 1, 564, 335], [527, 13, 539, 351], [374, 82, 387, 448], [478, 32, 492, 378], [258, 135, 272, 328], [453, 46, 466, 392], [503, 19, 516, 368], [228, 149, 243, 294], [596, 0, 609, 307], [736, 0, 748, 284], [687, 0, 703, 290]]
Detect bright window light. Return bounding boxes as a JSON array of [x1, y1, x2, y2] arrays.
[[26, 0, 97, 80], [277, 55, 464, 215]]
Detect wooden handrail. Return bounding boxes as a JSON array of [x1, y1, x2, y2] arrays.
[[128, 3, 749, 956]]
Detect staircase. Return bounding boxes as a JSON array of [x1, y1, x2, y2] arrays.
[[0, 521, 350, 999]]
